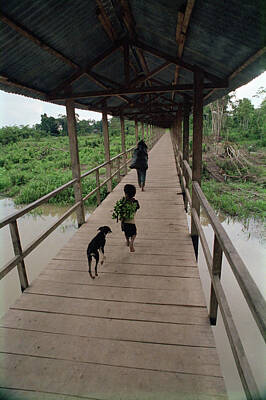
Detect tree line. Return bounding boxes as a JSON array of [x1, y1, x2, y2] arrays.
[[0, 88, 265, 146], [202, 87, 265, 145]]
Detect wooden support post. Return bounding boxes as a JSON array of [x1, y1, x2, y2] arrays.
[[120, 115, 127, 175], [95, 169, 101, 205], [9, 221, 29, 291], [191, 68, 203, 258], [66, 99, 85, 227], [135, 120, 139, 144], [141, 121, 144, 139], [177, 104, 183, 151], [117, 157, 121, 182], [183, 101, 190, 212], [209, 234, 223, 325], [102, 110, 112, 192]]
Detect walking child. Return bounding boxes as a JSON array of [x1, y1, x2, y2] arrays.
[[112, 184, 140, 252]]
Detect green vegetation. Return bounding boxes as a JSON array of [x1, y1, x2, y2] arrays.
[[199, 88, 266, 222], [0, 117, 138, 206], [0, 88, 265, 223]]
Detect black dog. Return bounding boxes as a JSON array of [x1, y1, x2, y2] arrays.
[[87, 226, 112, 279]]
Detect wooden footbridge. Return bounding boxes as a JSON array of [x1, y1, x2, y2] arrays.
[[0, 133, 229, 399], [1, 2, 266, 398]]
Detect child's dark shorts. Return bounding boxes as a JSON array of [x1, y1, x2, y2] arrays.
[[121, 222, 137, 238]]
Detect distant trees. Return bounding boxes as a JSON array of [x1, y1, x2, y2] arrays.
[[203, 88, 265, 144]]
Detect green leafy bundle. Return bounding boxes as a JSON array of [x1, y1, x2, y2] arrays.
[[112, 197, 138, 221]]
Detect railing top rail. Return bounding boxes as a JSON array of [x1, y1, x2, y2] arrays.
[[183, 160, 192, 181], [192, 181, 266, 341], [81, 145, 135, 179], [0, 178, 77, 229], [0, 145, 136, 229]]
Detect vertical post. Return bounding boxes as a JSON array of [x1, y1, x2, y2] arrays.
[[95, 169, 101, 205], [183, 101, 190, 212], [10, 221, 28, 291], [120, 115, 127, 175], [117, 157, 121, 182], [209, 234, 223, 325], [191, 68, 204, 259], [135, 120, 139, 144], [141, 121, 144, 139], [102, 109, 112, 192], [172, 119, 178, 151], [177, 104, 183, 153], [66, 99, 85, 227]]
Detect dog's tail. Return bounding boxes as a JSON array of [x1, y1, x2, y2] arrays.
[[87, 252, 95, 279]]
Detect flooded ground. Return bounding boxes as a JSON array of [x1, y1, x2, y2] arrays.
[[0, 197, 265, 399], [0, 197, 94, 317], [188, 212, 266, 400]]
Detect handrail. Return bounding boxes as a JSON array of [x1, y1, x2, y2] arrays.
[[0, 129, 162, 290], [193, 181, 266, 341], [172, 140, 266, 399], [0, 178, 77, 229]]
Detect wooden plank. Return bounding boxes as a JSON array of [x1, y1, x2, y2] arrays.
[[10, 293, 209, 325], [0, 328, 222, 377], [0, 354, 228, 399], [53, 249, 197, 266], [0, 133, 227, 398], [46, 260, 199, 278], [26, 279, 206, 307], [39, 270, 203, 294], [0, 309, 215, 347]]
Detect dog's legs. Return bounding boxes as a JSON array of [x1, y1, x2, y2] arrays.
[[87, 254, 95, 279], [94, 252, 100, 277], [100, 247, 106, 265]]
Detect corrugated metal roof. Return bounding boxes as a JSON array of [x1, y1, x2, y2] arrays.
[[0, 0, 265, 127]]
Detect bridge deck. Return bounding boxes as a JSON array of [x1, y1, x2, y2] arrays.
[[0, 134, 228, 399]]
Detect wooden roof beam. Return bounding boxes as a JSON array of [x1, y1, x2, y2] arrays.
[[96, 0, 117, 42], [0, 11, 79, 70], [48, 42, 123, 96], [134, 39, 228, 87], [49, 82, 227, 101], [85, 72, 129, 104], [204, 46, 266, 101], [130, 62, 171, 87], [173, 1, 195, 100]]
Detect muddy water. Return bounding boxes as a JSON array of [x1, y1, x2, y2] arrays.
[[0, 197, 265, 398], [0, 197, 94, 317], [188, 212, 266, 400]]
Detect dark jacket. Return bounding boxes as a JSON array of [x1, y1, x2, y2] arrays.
[[133, 141, 148, 170]]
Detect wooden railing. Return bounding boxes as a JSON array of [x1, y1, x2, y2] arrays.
[[172, 142, 266, 400], [0, 131, 161, 292]]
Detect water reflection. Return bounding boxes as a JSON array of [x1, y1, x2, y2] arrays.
[[0, 197, 95, 317], [186, 210, 266, 400]]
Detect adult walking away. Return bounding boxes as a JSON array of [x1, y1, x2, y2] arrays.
[[130, 140, 148, 191]]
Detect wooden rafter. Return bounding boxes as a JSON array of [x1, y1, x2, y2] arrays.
[[130, 62, 171, 87], [96, 0, 117, 41], [204, 46, 266, 101], [0, 75, 46, 97], [135, 39, 228, 86], [0, 11, 79, 70], [48, 42, 123, 96], [49, 82, 227, 101], [173, 1, 195, 100], [85, 72, 128, 104]]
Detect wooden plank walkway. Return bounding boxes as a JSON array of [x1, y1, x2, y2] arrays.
[[0, 133, 228, 399]]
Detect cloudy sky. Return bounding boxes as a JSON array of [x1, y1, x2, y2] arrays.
[[0, 71, 265, 128]]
